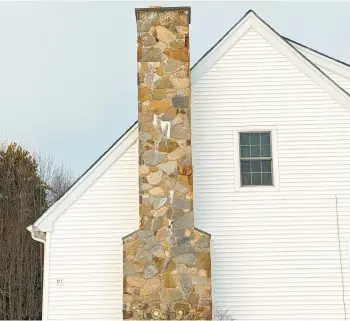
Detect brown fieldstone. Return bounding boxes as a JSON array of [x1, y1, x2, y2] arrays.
[[142, 150, 166, 166], [142, 33, 156, 46], [126, 276, 145, 288], [172, 253, 195, 264], [148, 186, 164, 196], [156, 65, 164, 76], [153, 206, 168, 218], [158, 140, 178, 153], [196, 252, 211, 270], [155, 76, 174, 89], [142, 47, 162, 62], [125, 8, 211, 319], [164, 48, 189, 62], [161, 288, 183, 303], [164, 58, 183, 73], [155, 226, 170, 241], [170, 40, 185, 49], [169, 76, 189, 89], [163, 272, 176, 288], [140, 277, 161, 296], [138, 86, 149, 102], [149, 99, 170, 114], [152, 89, 167, 100], [156, 25, 176, 43]]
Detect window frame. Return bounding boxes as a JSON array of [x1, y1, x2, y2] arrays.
[[233, 127, 279, 191]]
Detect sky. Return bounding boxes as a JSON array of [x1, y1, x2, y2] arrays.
[[0, 1, 349, 176]]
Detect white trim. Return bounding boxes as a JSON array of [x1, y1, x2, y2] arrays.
[[34, 123, 138, 231], [289, 41, 350, 81], [42, 232, 51, 321], [233, 126, 280, 192]]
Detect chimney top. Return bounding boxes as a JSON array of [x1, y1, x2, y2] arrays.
[[135, 6, 191, 24]]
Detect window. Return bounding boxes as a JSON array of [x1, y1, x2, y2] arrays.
[[239, 132, 273, 186]]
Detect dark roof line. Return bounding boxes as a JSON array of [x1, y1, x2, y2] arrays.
[[251, 11, 350, 98], [284, 37, 350, 69]]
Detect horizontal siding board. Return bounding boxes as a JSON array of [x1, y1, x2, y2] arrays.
[[48, 143, 138, 320], [47, 28, 350, 321], [192, 28, 350, 321]]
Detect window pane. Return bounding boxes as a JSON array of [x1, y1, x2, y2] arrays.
[[261, 160, 271, 172], [251, 146, 260, 157], [251, 160, 261, 172], [240, 133, 250, 145], [252, 173, 261, 185], [251, 133, 260, 145], [261, 133, 270, 145], [241, 146, 250, 158], [262, 173, 272, 185], [261, 144, 271, 157], [242, 173, 251, 186], [241, 160, 250, 173]]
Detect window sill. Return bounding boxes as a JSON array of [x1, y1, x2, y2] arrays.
[[235, 185, 279, 192]]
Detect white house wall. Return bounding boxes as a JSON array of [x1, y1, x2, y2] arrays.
[[47, 143, 138, 320], [192, 28, 350, 321], [47, 27, 350, 321]]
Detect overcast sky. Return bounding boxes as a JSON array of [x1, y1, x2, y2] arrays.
[[0, 1, 349, 175]]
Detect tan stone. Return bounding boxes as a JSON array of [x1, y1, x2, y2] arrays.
[[149, 100, 170, 114], [149, 186, 164, 196], [155, 76, 173, 89], [141, 183, 152, 191], [164, 48, 189, 62], [176, 26, 189, 34], [155, 226, 170, 241], [139, 165, 150, 176], [126, 276, 145, 288], [178, 174, 193, 185], [156, 65, 164, 76], [167, 148, 184, 161], [156, 25, 176, 43], [153, 206, 168, 217], [163, 272, 176, 288], [196, 252, 211, 270], [169, 76, 189, 89], [158, 140, 178, 153], [146, 170, 163, 185], [178, 164, 192, 176], [152, 89, 167, 100], [170, 40, 185, 49], [138, 86, 149, 101], [161, 288, 183, 303], [140, 277, 161, 296], [138, 62, 149, 73]]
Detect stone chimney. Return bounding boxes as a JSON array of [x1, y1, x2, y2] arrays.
[[122, 7, 212, 320]]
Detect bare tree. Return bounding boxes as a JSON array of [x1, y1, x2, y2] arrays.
[[0, 141, 74, 320]]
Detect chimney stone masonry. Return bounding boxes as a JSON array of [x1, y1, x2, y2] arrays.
[[123, 7, 212, 320]]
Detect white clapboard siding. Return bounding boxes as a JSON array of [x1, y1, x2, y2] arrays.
[[48, 143, 138, 320], [192, 28, 350, 321], [46, 28, 350, 321]]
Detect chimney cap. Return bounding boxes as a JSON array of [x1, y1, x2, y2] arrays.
[[135, 6, 191, 24]]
